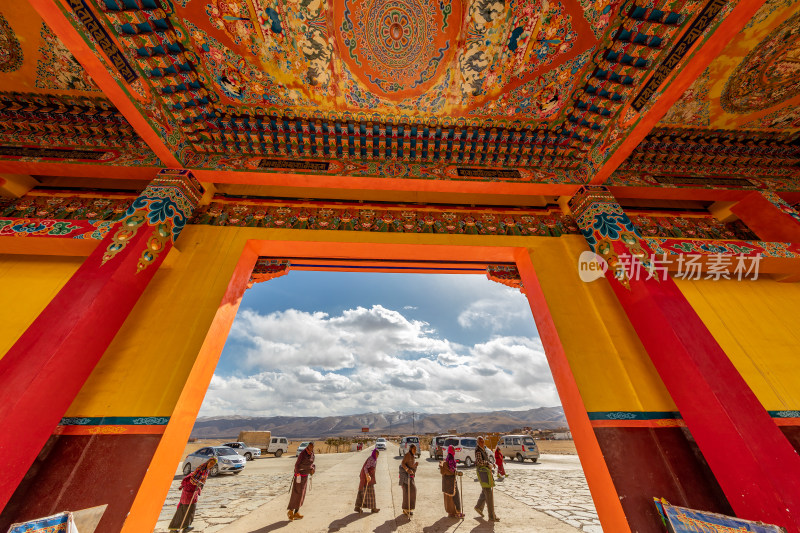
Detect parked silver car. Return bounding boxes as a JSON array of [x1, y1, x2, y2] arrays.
[[399, 436, 420, 457], [183, 446, 246, 476], [429, 434, 456, 459], [222, 441, 261, 461], [296, 441, 311, 456]]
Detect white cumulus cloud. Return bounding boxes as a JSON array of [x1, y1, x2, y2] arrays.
[[200, 305, 557, 417]]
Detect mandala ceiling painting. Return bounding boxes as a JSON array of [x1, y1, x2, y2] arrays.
[[660, 1, 800, 133], [721, 10, 800, 115], [187, 0, 600, 121]]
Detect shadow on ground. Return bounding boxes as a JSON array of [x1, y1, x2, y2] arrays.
[[327, 512, 369, 532], [246, 519, 291, 532]]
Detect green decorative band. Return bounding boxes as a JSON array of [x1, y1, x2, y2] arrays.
[[587, 411, 682, 421], [768, 410, 800, 418], [59, 416, 170, 426], [588, 411, 800, 420]]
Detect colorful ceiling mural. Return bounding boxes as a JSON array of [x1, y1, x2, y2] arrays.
[[659, 0, 800, 133], [0, 0, 797, 193], [27, 0, 731, 174], [185, 0, 600, 118], [0, 3, 160, 166], [0, 3, 99, 95]]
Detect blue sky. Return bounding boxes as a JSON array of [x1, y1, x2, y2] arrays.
[[199, 272, 558, 417]]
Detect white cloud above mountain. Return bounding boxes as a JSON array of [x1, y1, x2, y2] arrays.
[[202, 304, 557, 417]]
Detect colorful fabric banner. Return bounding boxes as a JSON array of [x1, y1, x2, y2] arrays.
[[7, 511, 78, 533], [654, 499, 787, 533]]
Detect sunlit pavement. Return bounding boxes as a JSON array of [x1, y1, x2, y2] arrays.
[[154, 451, 600, 532], [495, 456, 601, 532]]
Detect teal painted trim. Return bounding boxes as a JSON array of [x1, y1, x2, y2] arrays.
[[768, 410, 800, 418], [589, 410, 800, 421], [587, 411, 682, 421], [59, 416, 170, 426]]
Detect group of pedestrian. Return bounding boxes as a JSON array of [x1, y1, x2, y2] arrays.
[[169, 436, 504, 531], [355, 436, 501, 522]]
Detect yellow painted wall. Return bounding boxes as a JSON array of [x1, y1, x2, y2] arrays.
[[62, 229, 680, 418], [12, 229, 784, 419], [64, 225, 251, 417], [675, 278, 800, 411], [526, 236, 677, 413], [0, 254, 83, 357]]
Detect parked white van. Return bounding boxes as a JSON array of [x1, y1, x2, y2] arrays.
[[265, 436, 289, 457], [497, 434, 540, 463], [444, 436, 477, 467]]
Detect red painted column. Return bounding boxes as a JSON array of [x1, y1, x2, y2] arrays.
[[0, 169, 203, 512], [730, 191, 800, 242], [570, 186, 800, 532]]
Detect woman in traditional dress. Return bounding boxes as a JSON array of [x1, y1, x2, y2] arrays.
[[169, 457, 217, 532], [400, 444, 419, 517], [494, 444, 506, 480], [288, 442, 315, 521], [355, 448, 380, 513], [440, 445, 464, 518]]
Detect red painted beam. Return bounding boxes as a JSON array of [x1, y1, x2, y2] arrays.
[[0, 160, 161, 181], [28, 0, 181, 167], [0, 170, 202, 513], [607, 273, 800, 531], [730, 191, 800, 242], [571, 186, 800, 530], [0, 218, 175, 512]]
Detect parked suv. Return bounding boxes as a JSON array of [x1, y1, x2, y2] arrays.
[[444, 437, 477, 467], [222, 441, 261, 461], [398, 436, 420, 457], [429, 434, 456, 460], [183, 446, 246, 476], [498, 434, 540, 463], [265, 437, 289, 457]]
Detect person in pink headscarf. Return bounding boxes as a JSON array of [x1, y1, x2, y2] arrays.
[[440, 445, 464, 518], [355, 448, 380, 513]]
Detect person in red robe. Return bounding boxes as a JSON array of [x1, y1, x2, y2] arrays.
[[355, 448, 380, 513], [494, 445, 506, 480], [287, 442, 315, 520], [169, 457, 217, 531]]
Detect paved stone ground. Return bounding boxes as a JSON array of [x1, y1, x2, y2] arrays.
[[154, 452, 602, 532], [156, 472, 289, 532], [494, 457, 601, 532]]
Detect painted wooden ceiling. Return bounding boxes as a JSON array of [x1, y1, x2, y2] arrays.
[[0, 0, 798, 194]]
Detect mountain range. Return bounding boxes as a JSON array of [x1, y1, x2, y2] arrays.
[[191, 407, 566, 439]]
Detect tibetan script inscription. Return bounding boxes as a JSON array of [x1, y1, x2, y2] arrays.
[[456, 168, 522, 179], [67, 0, 138, 83], [652, 175, 754, 188], [0, 147, 105, 160], [631, 0, 726, 111], [258, 159, 331, 171]]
